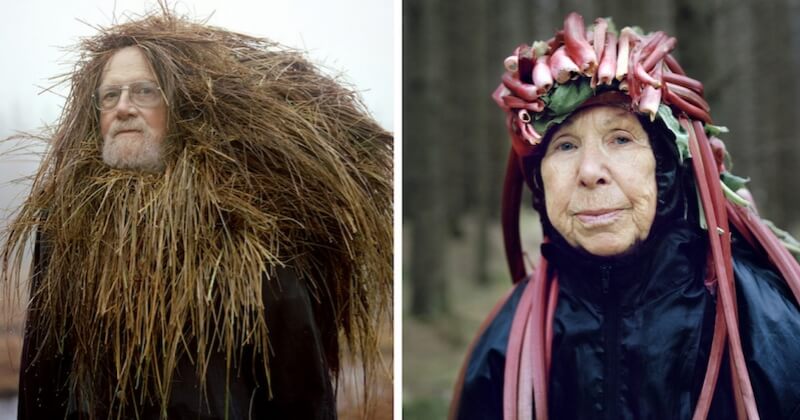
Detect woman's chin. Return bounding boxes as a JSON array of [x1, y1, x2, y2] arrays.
[[575, 234, 637, 257]]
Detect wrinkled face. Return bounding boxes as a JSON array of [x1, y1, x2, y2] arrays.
[[541, 106, 657, 256], [98, 46, 168, 173]]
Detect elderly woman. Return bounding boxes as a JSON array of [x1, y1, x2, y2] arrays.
[[450, 13, 800, 420]]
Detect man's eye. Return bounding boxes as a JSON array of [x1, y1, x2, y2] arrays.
[[102, 91, 120, 100], [134, 86, 157, 97]]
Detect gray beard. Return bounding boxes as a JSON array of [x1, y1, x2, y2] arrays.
[[102, 131, 165, 173]]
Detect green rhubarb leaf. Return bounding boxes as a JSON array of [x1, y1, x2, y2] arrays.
[[704, 124, 734, 169], [532, 112, 571, 136], [705, 124, 729, 137], [657, 104, 690, 162], [532, 40, 549, 57], [695, 188, 708, 231], [533, 78, 594, 134], [604, 17, 618, 36], [763, 219, 800, 263], [720, 171, 749, 191], [721, 181, 750, 207], [626, 26, 645, 36], [587, 17, 618, 37], [546, 78, 594, 115], [720, 171, 751, 207]]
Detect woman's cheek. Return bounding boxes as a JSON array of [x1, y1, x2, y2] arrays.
[[630, 175, 658, 237]]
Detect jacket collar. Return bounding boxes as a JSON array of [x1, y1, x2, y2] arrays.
[[541, 220, 707, 310]]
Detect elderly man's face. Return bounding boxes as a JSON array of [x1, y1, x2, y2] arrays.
[[98, 46, 167, 173], [541, 106, 657, 256]]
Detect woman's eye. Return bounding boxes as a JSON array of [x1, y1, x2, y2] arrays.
[[555, 142, 576, 152], [613, 135, 632, 145]]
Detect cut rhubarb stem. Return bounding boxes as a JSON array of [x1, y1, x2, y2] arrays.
[[549, 46, 580, 84], [502, 72, 539, 102], [563, 12, 598, 76]]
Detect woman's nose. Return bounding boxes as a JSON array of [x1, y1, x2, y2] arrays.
[[577, 144, 610, 188]]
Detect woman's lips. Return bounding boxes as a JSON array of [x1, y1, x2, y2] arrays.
[[574, 208, 623, 227]]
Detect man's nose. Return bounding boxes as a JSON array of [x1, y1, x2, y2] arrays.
[[577, 143, 610, 188], [111, 90, 139, 117]]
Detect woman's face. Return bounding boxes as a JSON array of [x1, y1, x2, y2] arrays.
[[541, 106, 657, 256]]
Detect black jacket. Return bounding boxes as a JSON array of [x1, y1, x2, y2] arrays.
[[456, 221, 800, 419], [17, 235, 337, 420]]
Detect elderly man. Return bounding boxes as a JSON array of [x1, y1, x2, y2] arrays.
[[4, 11, 392, 420]]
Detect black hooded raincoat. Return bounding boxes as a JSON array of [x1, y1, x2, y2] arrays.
[[17, 233, 337, 420], [456, 220, 800, 419]]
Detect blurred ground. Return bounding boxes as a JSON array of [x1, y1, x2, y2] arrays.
[[0, 276, 24, 400], [402, 210, 541, 419], [337, 321, 394, 420], [403, 279, 509, 419], [0, 281, 23, 419]]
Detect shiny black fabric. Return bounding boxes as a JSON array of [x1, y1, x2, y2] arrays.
[[18, 235, 337, 420], [456, 222, 800, 419]]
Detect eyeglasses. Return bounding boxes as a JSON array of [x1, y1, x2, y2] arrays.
[[93, 81, 164, 111]]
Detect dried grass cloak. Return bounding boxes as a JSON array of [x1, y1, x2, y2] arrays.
[[2, 11, 392, 418]]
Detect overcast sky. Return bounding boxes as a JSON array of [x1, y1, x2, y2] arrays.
[[0, 0, 394, 223], [1, 0, 393, 134]]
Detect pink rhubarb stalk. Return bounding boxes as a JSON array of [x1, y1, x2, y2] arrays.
[[504, 55, 519, 72], [616, 27, 636, 80], [517, 45, 536, 83], [549, 46, 580, 84], [502, 72, 539, 102], [665, 82, 710, 112], [638, 62, 662, 120], [665, 88, 712, 123], [492, 84, 511, 111], [593, 18, 608, 66], [563, 12, 598, 76], [664, 54, 686, 75], [533, 55, 553, 93], [663, 72, 705, 95], [504, 95, 545, 112], [597, 32, 617, 85], [642, 36, 677, 72], [519, 120, 543, 145], [635, 62, 662, 88]]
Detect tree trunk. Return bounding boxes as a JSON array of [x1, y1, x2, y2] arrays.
[[405, 0, 449, 318]]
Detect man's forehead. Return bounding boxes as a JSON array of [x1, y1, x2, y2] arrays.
[[99, 46, 157, 85]]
